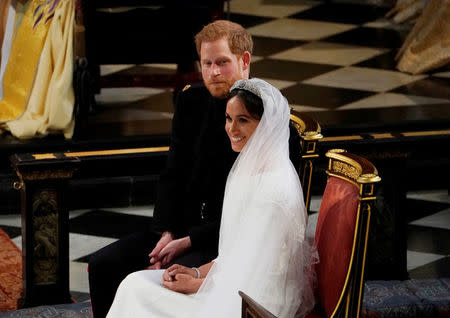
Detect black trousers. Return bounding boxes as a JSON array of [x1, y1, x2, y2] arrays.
[[88, 230, 216, 318]]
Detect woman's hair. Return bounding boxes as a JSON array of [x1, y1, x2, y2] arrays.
[[228, 89, 264, 120], [195, 20, 253, 56]]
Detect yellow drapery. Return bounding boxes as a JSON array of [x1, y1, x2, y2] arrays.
[[0, 0, 51, 122], [6, 0, 75, 138], [396, 0, 450, 74]]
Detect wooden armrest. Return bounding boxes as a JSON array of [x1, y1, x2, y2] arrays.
[[239, 291, 277, 318]]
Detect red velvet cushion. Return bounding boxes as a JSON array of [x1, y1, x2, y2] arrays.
[[314, 176, 359, 317]]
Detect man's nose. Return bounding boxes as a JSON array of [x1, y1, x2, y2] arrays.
[[212, 64, 220, 76]]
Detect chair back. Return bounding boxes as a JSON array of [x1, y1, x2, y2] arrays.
[[314, 149, 380, 318], [289, 110, 323, 212]]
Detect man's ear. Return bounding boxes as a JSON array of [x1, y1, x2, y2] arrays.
[[242, 51, 251, 70]]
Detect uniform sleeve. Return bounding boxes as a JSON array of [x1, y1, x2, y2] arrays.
[[152, 90, 187, 235], [288, 122, 301, 170], [188, 220, 220, 251]]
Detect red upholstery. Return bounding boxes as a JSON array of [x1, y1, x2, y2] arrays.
[[314, 176, 360, 317]]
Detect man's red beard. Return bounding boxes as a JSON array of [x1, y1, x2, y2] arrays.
[[204, 75, 242, 99]]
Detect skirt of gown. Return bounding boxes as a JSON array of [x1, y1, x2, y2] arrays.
[[106, 270, 200, 318]]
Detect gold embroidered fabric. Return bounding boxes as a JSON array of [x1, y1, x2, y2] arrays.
[[0, 0, 51, 122], [0, 0, 75, 139], [396, 0, 450, 74], [6, 0, 75, 138]]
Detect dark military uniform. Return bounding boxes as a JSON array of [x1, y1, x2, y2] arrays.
[[154, 83, 301, 256], [88, 83, 300, 318], [153, 84, 237, 258]]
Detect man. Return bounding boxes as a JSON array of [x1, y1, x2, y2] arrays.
[[88, 20, 300, 318]]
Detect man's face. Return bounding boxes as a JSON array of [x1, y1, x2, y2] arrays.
[[200, 37, 245, 98]]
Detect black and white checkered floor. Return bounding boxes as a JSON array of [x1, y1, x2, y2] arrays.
[[0, 190, 449, 302], [1, 0, 449, 305], [87, 0, 449, 140]]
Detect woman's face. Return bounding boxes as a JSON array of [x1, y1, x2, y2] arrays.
[[225, 96, 260, 152]]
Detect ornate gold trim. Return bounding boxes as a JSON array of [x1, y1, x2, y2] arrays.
[[358, 173, 381, 184], [403, 129, 450, 137], [325, 149, 380, 318], [328, 149, 346, 154], [329, 199, 363, 318], [357, 205, 372, 318], [289, 114, 306, 134], [325, 171, 359, 189], [289, 113, 323, 140], [64, 146, 169, 158], [13, 181, 24, 190], [372, 133, 394, 139], [332, 161, 361, 180], [320, 135, 362, 142], [31, 147, 170, 161], [303, 131, 323, 141], [21, 170, 74, 181], [319, 129, 450, 143], [359, 196, 377, 201], [33, 153, 57, 160], [301, 154, 319, 159], [327, 151, 363, 174]]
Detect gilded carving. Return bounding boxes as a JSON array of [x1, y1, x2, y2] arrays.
[[22, 169, 74, 181], [32, 189, 58, 285], [332, 160, 360, 180], [303, 131, 323, 141], [290, 121, 303, 135]]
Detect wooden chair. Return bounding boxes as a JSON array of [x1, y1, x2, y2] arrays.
[[290, 110, 323, 213], [240, 149, 381, 318]]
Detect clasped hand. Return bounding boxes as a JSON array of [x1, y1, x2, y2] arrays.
[[162, 264, 203, 294], [148, 232, 192, 269]]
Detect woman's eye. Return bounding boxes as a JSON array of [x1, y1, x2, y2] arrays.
[[239, 118, 248, 123], [225, 115, 231, 121]]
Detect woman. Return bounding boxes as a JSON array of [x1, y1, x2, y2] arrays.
[[106, 78, 316, 318]]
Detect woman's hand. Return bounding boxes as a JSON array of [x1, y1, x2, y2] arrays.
[[162, 273, 203, 294], [162, 264, 197, 282]]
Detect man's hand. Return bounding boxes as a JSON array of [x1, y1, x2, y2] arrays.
[[162, 273, 203, 294], [157, 236, 192, 266], [148, 232, 174, 269], [148, 233, 192, 269]]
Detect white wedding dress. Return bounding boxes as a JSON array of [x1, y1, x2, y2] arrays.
[[106, 78, 316, 318]]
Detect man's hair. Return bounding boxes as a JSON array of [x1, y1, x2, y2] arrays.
[[195, 20, 253, 57]]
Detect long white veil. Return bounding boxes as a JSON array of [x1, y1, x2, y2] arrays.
[[195, 78, 316, 318]]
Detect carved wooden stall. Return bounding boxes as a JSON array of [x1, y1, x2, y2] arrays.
[[10, 154, 80, 307], [10, 147, 169, 306]]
